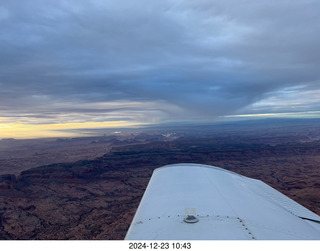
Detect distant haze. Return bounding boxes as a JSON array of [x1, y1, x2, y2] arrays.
[[1, 0, 320, 138]]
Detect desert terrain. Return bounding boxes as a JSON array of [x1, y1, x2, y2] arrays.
[[0, 132, 169, 175], [0, 119, 320, 239]]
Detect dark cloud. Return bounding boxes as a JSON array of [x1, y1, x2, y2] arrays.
[[1, 0, 320, 125]]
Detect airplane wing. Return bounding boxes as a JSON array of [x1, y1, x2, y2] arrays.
[[125, 163, 320, 240]]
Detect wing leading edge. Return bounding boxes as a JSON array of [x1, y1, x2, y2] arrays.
[[125, 163, 320, 240]]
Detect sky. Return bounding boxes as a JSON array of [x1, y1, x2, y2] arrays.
[[1, 0, 320, 138]]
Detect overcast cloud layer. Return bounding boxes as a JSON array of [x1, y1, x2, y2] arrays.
[[1, 0, 320, 126]]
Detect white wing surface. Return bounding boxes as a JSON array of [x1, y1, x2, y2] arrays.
[[125, 163, 320, 240]]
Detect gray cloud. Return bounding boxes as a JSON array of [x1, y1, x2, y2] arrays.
[[1, 0, 320, 126]]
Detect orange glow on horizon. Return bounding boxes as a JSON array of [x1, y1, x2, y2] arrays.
[[0, 120, 140, 139]]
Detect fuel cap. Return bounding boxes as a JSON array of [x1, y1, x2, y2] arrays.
[[184, 215, 199, 223]]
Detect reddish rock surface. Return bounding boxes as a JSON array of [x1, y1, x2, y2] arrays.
[[1, 122, 320, 239]]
